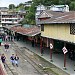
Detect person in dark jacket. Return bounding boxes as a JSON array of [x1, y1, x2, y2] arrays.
[[14, 54, 19, 67], [10, 54, 15, 66], [1, 54, 6, 67], [32, 39, 34, 47], [4, 43, 9, 51], [41, 47, 44, 56]]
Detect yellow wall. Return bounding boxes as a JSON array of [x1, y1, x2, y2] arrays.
[[41, 24, 75, 43]]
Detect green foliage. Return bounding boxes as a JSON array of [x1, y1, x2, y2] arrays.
[[25, 7, 29, 10], [16, 3, 25, 11], [69, 1, 75, 10], [9, 4, 15, 10], [24, 0, 75, 25], [24, 3, 36, 25], [32, 0, 52, 6], [12, 0, 75, 25]]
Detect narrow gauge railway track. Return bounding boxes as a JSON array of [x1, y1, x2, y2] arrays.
[[5, 62, 18, 75], [11, 42, 44, 75], [2, 42, 18, 75]]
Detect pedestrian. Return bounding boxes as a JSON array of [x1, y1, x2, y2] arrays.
[[5, 35, 8, 41], [4, 43, 9, 51], [70, 50, 73, 60], [32, 39, 34, 47], [8, 35, 10, 41], [41, 47, 44, 56], [14, 54, 19, 67], [10, 54, 15, 66], [1, 54, 6, 67]]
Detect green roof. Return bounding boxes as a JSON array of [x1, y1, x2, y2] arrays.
[[23, 24, 33, 28]]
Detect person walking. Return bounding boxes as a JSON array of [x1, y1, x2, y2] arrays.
[[1, 54, 6, 67], [5, 35, 8, 41], [41, 47, 44, 56], [14, 54, 19, 67], [32, 39, 34, 47], [10, 54, 15, 66], [4, 43, 9, 51]]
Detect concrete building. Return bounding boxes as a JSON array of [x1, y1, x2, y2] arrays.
[[0, 8, 25, 34], [49, 5, 69, 12], [0, 7, 8, 34], [24, 1, 32, 7], [1, 10, 25, 26]]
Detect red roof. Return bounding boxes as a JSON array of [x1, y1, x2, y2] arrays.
[[10, 25, 41, 36]]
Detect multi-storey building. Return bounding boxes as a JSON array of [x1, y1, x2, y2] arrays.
[[1, 10, 25, 26], [0, 8, 26, 34], [0, 7, 8, 34]]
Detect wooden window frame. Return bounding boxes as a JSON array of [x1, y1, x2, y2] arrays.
[[41, 24, 44, 31], [70, 24, 75, 35]]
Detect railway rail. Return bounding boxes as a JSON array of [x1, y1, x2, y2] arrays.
[[5, 63, 18, 75], [12, 42, 44, 75]]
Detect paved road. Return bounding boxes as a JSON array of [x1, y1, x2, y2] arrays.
[[0, 42, 42, 75]]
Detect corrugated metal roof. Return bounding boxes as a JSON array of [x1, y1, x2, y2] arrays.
[[10, 25, 41, 36], [38, 10, 75, 24]]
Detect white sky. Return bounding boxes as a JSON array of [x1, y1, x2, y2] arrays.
[[0, 0, 31, 7]]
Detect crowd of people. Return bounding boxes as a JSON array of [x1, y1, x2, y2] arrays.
[[1, 53, 19, 67], [0, 34, 14, 46], [0, 34, 19, 67]]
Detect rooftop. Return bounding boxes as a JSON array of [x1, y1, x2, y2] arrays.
[[38, 10, 75, 24], [10, 25, 41, 36]]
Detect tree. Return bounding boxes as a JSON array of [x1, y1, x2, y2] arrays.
[[16, 3, 25, 10], [69, 1, 75, 10], [17, 3, 24, 8], [25, 3, 36, 25], [17, 0, 75, 25], [9, 4, 15, 10], [32, 0, 52, 6], [24, 0, 52, 25], [59, 0, 71, 5]]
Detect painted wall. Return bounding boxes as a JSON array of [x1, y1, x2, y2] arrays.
[[41, 24, 75, 43]]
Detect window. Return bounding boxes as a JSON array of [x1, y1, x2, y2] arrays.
[[41, 24, 44, 31], [70, 24, 75, 35]]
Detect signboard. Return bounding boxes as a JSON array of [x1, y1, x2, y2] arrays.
[[62, 46, 68, 54], [50, 43, 53, 49]]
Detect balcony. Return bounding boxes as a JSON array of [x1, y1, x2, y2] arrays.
[[1, 21, 18, 24]]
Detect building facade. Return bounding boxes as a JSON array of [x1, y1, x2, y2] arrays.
[[38, 10, 75, 53], [1, 10, 25, 26], [0, 8, 25, 34]]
